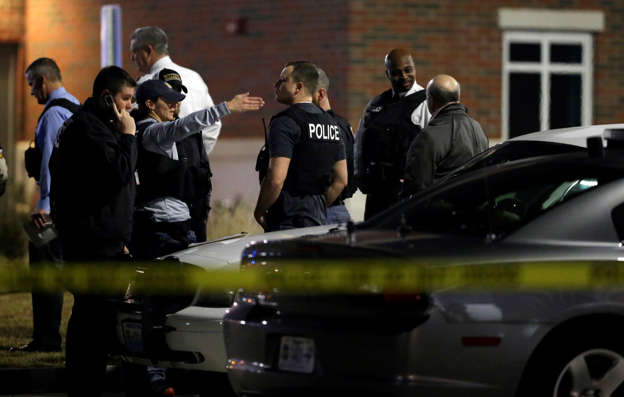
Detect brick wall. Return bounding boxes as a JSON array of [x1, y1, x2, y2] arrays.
[[347, 0, 624, 139], [9, 0, 624, 146], [0, 0, 24, 42], [21, 0, 349, 142]]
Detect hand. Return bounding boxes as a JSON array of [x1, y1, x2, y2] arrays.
[[226, 93, 265, 113], [112, 101, 136, 135], [254, 208, 267, 230], [31, 208, 49, 230]]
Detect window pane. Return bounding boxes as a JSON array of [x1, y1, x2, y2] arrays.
[[550, 74, 581, 129], [550, 44, 582, 64], [510, 43, 541, 62], [509, 73, 541, 138]]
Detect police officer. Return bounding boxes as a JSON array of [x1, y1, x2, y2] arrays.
[[312, 67, 356, 224], [132, 78, 264, 260], [254, 61, 348, 231], [354, 48, 430, 220]]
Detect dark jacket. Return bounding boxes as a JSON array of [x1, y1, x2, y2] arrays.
[[404, 103, 488, 195], [50, 98, 137, 260]]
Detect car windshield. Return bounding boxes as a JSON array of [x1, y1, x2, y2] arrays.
[[366, 156, 621, 239]]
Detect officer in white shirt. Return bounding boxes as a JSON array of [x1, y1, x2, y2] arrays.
[[130, 26, 221, 156]]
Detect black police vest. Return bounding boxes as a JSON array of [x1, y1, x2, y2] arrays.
[[359, 89, 426, 193], [136, 120, 212, 207], [271, 105, 343, 196]]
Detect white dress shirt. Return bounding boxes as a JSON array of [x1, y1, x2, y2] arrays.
[[396, 82, 431, 129], [137, 56, 222, 155]]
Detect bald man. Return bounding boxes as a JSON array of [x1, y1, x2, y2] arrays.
[[354, 48, 431, 220], [404, 74, 488, 194]]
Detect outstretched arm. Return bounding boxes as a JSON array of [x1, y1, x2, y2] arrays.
[[226, 92, 265, 113]]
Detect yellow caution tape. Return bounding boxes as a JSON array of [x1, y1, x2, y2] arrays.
[[2, 259, 624, 295], [0, 259, 624, 296]]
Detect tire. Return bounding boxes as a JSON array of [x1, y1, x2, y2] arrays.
[[518, 329, 624, 397]]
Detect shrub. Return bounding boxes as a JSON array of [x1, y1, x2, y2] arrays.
[[205, 198, 263, 241]]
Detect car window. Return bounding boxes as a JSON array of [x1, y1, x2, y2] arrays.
[[442, 141, 585, 183], [371, 160, 619, 239], [611, 203, 624, 242]]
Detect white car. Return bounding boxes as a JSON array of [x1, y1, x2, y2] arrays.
[[112, 225, 339, 375]]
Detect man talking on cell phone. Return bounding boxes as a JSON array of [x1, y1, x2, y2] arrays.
[[50, 65, 137, 397]]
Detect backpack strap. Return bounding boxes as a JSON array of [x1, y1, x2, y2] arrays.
[[38, 98, 81, 123]]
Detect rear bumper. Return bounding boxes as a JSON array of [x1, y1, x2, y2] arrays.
[[223, 301, 512, 397], [223, 303, 437, 397], [113, 302, 228, 373]]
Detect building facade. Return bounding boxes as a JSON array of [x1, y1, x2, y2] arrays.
[[0, 0, 622, 206]]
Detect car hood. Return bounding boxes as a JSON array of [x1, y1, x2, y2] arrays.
[[243, 228, 486, 262], [161, 224, 341, 270]]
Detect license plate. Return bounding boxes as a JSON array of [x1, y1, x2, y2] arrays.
[[122, 321, 143, 353], [278, 336, 315, 373]]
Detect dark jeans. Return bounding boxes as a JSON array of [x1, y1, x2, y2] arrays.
[[28, 240, 63, 349], [326, 202, 351, 224]]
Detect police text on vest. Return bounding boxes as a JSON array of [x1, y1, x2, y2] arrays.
[[308, 123, 341, 141]]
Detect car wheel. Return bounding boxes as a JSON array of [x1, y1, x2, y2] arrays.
[[554, 348, 624, 397], [519, 332, 624, 397]]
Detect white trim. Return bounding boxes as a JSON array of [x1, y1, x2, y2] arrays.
[[502, 31, 593, 139], [498, 8, 604, 32]]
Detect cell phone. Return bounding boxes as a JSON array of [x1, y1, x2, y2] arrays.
[[103, 93, 117, 123], [104, 93, 115, 111]]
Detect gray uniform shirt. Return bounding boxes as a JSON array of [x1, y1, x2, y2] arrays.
[[139, 102, 230, 222]]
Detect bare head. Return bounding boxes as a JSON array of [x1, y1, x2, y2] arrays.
[[25, 58, 63, 105], [312, 67, 331, 111], [130, 26, 169, 74], [274, 61, 319, 105], [384, 49, 416, 94], [426, 74, 460, 114]]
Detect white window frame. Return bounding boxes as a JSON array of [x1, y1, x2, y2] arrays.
[[502, 31, 593, 139]]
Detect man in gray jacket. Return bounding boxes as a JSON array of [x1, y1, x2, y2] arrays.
[[404, 74, 488, 195]]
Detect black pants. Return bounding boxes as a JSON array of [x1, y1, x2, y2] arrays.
[[63, 249, 131, 397], [28, 240, 63, 349], [66, 295, 116, 397], [364, 191, 401, 221], [132, 212, 193, 260]]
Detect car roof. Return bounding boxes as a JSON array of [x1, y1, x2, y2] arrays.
[[510, 123, 624, 148]]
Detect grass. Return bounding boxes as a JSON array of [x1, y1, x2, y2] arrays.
[[0, 291, 73, 368], [0, 199, 261, 368], [205, 198, 263, 240]]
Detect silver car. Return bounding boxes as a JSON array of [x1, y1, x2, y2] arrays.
[[224, 129, 624, 397], [113, 124, 621, 393]]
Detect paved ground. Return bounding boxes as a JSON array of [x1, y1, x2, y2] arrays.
[[0, 365, 234, 397]]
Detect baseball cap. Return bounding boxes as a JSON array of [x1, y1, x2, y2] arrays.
[[136, 79, 185, 105], [159, 68, 188, 93]]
